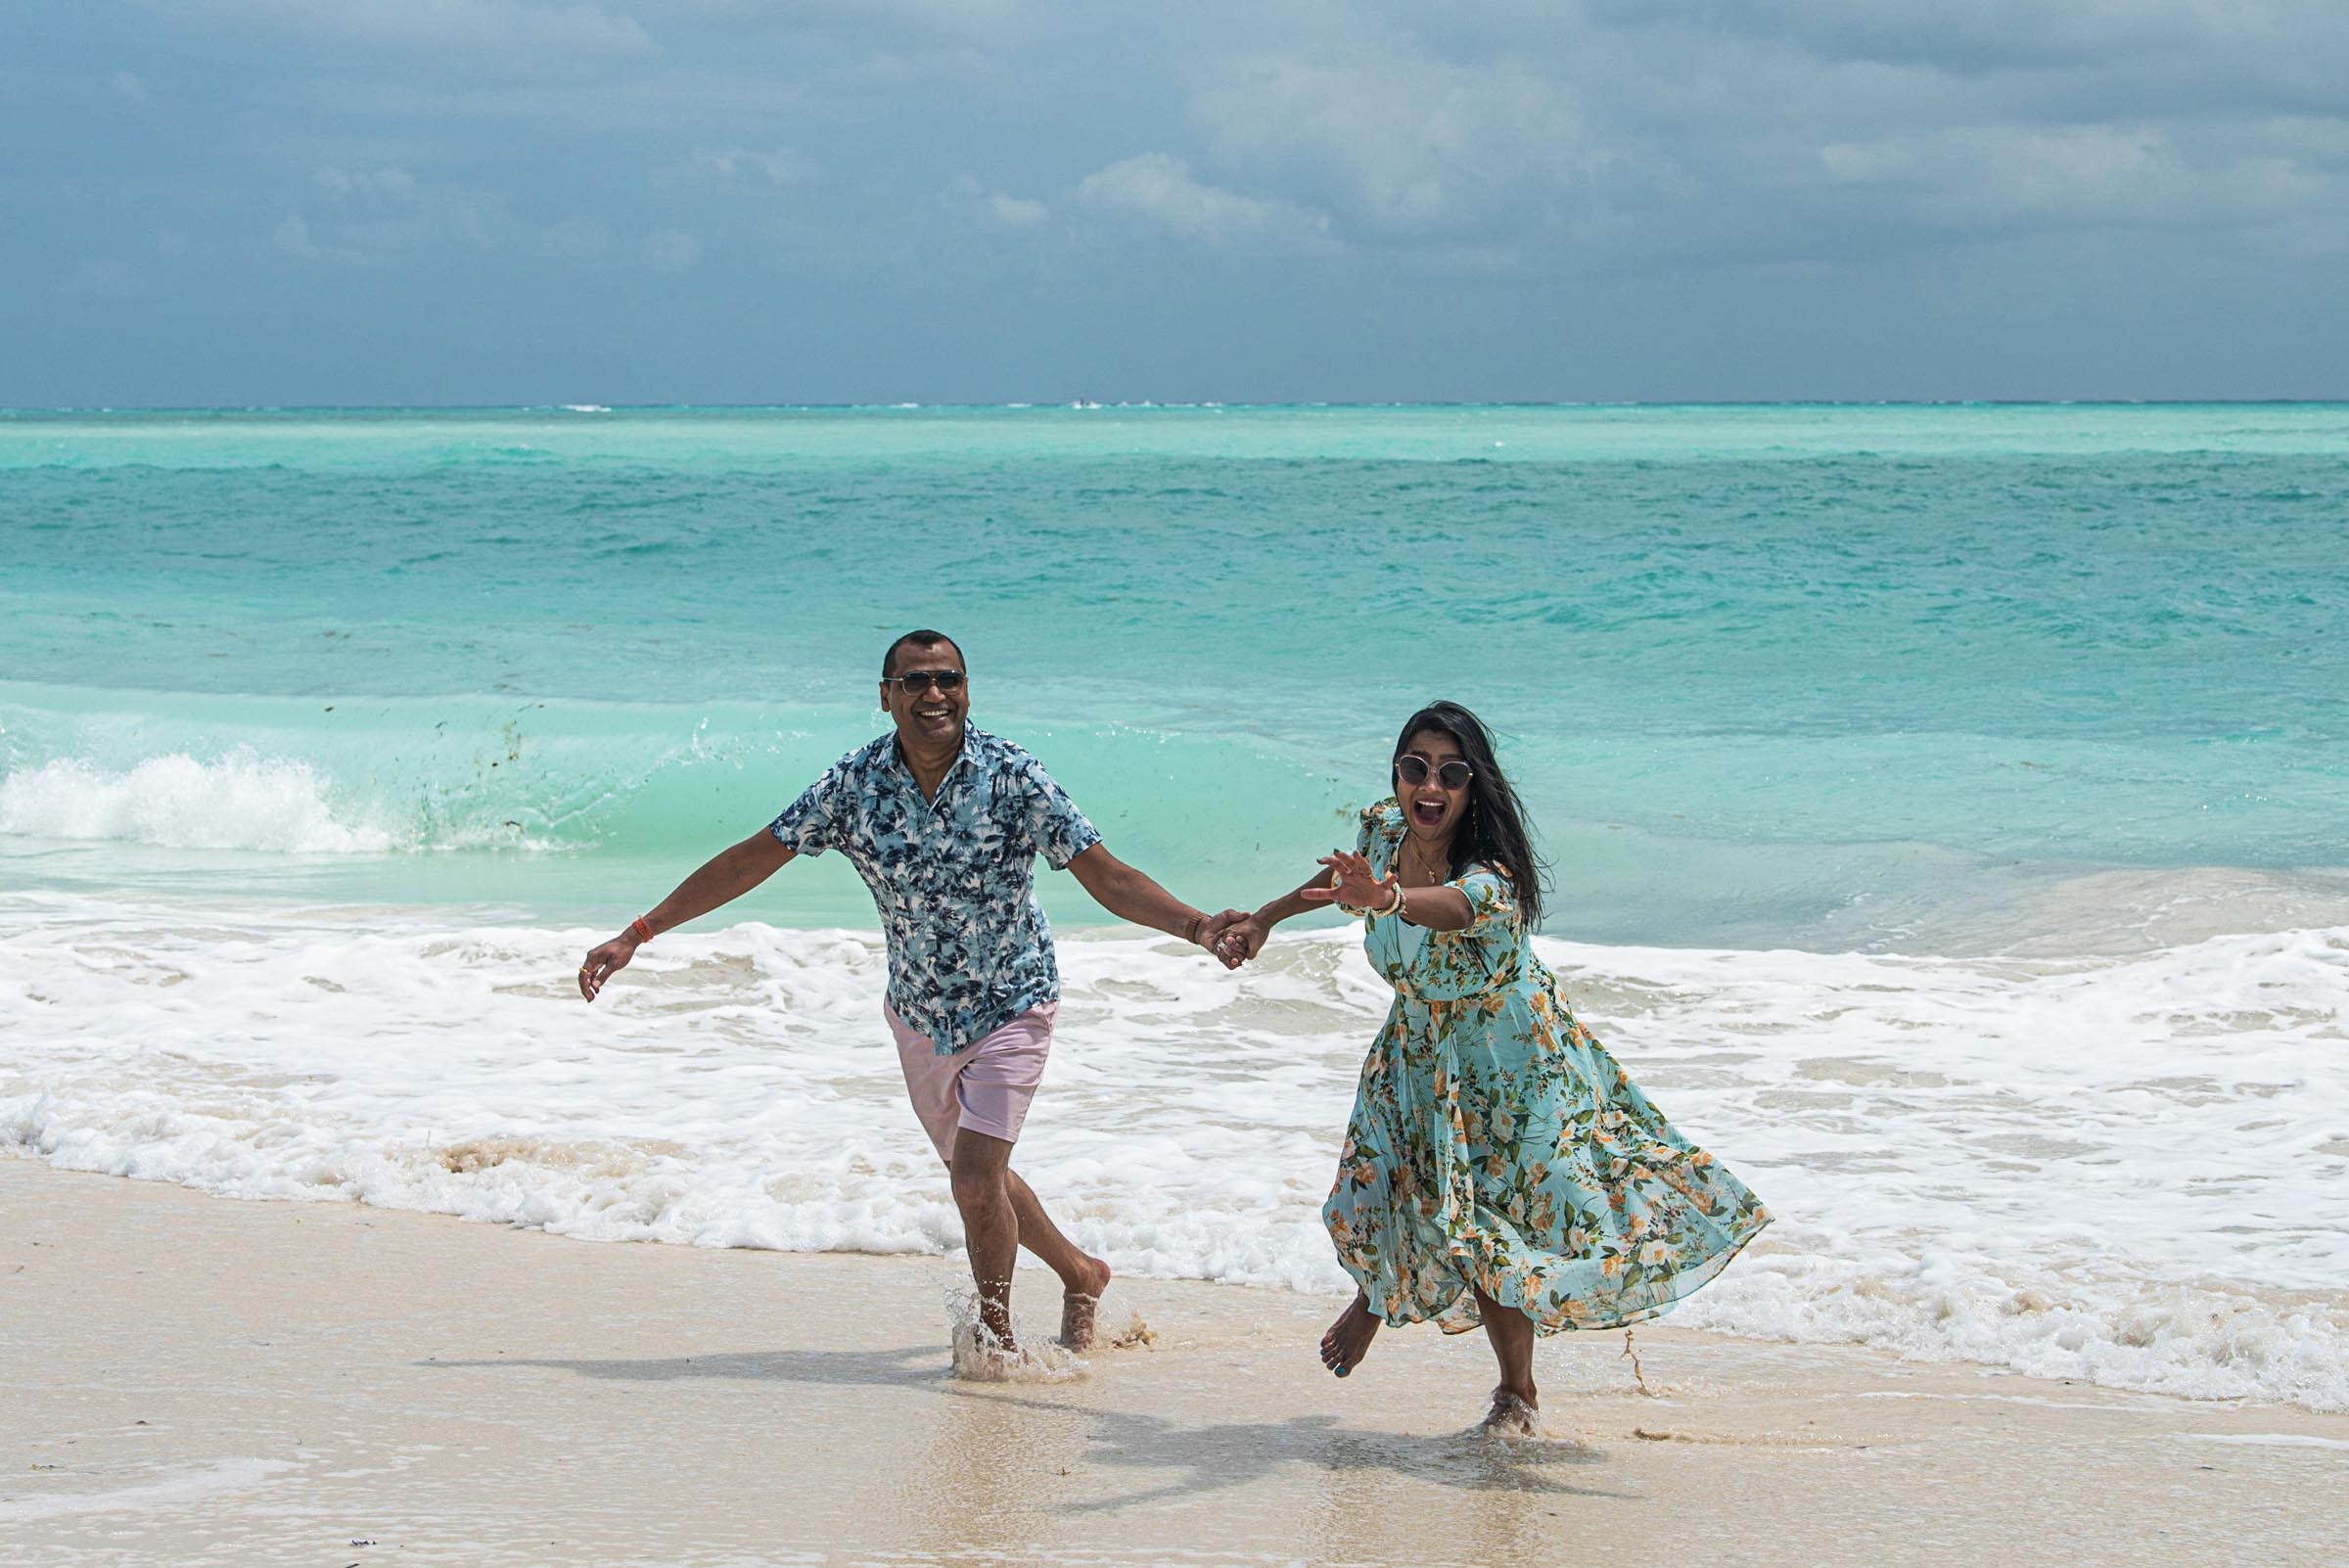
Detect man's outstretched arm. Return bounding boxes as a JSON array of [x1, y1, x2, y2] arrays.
[[576, 828, 796, 1000], [1063, 843, 1248, 970]]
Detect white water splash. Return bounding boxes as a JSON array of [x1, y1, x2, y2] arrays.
[[3, 894, 2343, 1408]]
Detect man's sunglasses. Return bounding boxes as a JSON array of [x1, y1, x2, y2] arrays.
[[883, 669, 967, 695], [1396, 754, 1474, 791]]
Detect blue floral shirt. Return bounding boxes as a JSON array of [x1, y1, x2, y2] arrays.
[[768, 723, 1102, 1053]]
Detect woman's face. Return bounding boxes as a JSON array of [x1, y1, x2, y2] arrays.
[[1395, 726, 1471, 841]]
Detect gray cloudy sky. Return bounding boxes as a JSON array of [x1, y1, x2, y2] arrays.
[[8, 1, 2347, 403]]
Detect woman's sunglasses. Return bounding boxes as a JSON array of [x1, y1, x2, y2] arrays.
[[883, 669, 966, 694], [1396, 754, 1473, 791]]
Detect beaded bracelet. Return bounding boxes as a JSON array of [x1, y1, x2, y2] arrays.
[[1379, 879, 1406, 917], [631, 915, 655, 944]]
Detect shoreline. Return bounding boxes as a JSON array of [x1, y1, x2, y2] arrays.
[[7, 898, 2346, 1411], [5, 1159, 2343, 1567]]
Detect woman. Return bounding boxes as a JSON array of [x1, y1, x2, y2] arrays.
[[1219, 703, 1770, 1434]]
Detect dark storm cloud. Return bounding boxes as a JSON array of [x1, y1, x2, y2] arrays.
[[6, 1, 2344, 401]]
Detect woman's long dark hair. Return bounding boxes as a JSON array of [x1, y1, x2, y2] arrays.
[[1391, 702, 1546, 931]]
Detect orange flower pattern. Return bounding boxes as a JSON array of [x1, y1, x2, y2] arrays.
[[1322, 801, 1771, 1335]]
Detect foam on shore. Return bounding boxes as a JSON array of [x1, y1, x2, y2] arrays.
[[4, 893, 2343, 1409]]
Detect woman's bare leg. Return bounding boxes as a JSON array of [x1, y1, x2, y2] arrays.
[[1473, 1285, 1541, 1433], [1319, 1291, 1382, 1376]]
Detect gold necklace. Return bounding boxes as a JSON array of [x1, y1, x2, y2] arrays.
[[1403, 836, 1450, 887]]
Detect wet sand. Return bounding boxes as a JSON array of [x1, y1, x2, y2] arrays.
[[3, 1157, 2342, 1567]]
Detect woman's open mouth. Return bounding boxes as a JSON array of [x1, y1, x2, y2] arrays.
[[1411, 798, 1447, 827]]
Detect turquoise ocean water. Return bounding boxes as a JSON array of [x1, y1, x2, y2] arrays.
[[4, 402, 2344, 950], [8, 404, 2349, 1408]]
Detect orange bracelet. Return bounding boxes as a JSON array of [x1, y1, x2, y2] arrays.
[[631, 916, 655, 944]]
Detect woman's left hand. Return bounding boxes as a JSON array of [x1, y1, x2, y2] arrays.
[[1300, 851, 1392, 912]]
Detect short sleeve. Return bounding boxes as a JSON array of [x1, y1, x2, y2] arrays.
[[1450, 863, 1518, 937], [768, 763, 847, 855], [1013, 756, 1101, 870]]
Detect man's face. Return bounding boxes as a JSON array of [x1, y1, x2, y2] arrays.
[[879, 641, 970, 749]]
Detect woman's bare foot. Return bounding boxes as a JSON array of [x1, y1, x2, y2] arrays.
[[1319, 1293, 1381, 1377], [1058, 1254, 1113, 1350], [1479, 1385, 1542, 1437]]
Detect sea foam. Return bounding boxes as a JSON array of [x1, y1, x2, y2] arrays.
[[3, 895, 2343, 1409], [0, 751, 396, 853]]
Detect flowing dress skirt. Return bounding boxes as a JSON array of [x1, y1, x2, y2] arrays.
[[1324, 976, 1770, 1333]]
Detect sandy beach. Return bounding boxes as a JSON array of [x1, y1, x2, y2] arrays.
[[3, 1159, 2341, 1567]]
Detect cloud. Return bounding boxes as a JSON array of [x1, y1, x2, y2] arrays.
[[943, 173, 1048, 232], [274, 214, 339, 262], [659, 0, 1035, 43], [1588, 1, 2349, 78], [1193, 49, 1589, 242], [64, 258, 134, 299], [273, 199, 468, 266], [1073, 154, 1333, 250], [986, 191, 1048, 229], [314, 164, 418, 198], [1152, 8, 2349, 272], [1819, 121, 2333, 234], [680, 146, 816, 186], [645, 228, 701, 270], [287, 69, 802, 132], [22, 0, 2349, 402], [181, 0, 654, 64]]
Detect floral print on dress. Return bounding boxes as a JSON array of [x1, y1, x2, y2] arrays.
[[1322, 800, 1771, 1334], [770, 723, 1100, 1053]]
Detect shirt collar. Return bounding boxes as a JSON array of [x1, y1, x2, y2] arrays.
[[886, 721, 982, 795]]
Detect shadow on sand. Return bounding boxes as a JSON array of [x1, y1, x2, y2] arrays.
[[423, 1345, 1627, 1507], [421, 1345, 945, 1388], [955, 1388, 1629, 1510]]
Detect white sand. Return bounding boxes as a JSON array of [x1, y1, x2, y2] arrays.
[[3, 1158, 2342, 1567]]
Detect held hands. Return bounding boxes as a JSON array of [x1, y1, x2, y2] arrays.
[[576, 933, 639, 1001], [1300, 851, 1395, 914], [1213, 913, 1269, 967], [1210, 851, 1401, 967], [1193, 908, 1253, 971]]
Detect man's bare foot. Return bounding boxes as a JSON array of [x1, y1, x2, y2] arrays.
[[975, 1293, 1018, 1359], [1058, 1255, 1113, 1350], [1319, 1293, 1381, 1377], [1479, 1385, 1542, 1437]]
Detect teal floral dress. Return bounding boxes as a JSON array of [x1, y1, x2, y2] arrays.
[[1323, 801, 1771, 1335]]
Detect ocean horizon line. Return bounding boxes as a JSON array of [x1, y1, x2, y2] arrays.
[[7, 397, 2349, 416]]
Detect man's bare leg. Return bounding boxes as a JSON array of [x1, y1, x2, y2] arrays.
[[1472, 1284, 1541, 1434], [946, 1130, 1022, 1355], [943, 1146, 1112, 1350], [1005, 1170, 1113, 1349]]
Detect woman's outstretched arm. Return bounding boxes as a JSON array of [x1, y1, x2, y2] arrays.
[[1218, 849, 1475, 964]]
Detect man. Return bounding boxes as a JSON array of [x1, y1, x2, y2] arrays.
[[577, 629, 1246, 1360]]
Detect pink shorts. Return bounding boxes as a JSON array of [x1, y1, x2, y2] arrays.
[[887, 1001, 1057, 1162]]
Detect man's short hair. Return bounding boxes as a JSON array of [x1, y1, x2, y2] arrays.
[[883, 629, 964, 678]]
